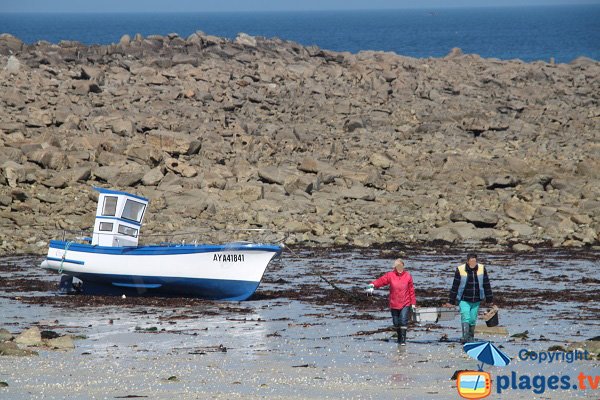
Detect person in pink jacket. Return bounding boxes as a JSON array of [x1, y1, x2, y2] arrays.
[[366, 259, 417, 345]]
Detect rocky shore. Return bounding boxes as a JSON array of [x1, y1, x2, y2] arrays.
[[0, 32, 598, 254]]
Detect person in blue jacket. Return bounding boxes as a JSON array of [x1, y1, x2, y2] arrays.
[[443, 253, 494, 343]]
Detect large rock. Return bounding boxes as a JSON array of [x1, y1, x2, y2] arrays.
[[340, 185, 375, 201], [0, 342, 38, 357], [45, 335, 75, 350], [15, 327, 42, 347], [164, 157, 197, 178], [235, 33, 257, 47], [512, 243, 534, 252], [0, 34, 24, 55], [0, 328, 13, 342], [283, 175, 313, 195], [429, 226, 459, 243], [486, 175, 520, 189], [258, 166, 289, 185], [1, 161, 26, 187], [507, 223, 535, 237], [4, 55, 21, 74], [238, 184, 264, 202], [127, 145, 162, 166], [504, 199, 536, 222], [461, 211, 499, 228], [27, 148, 69, 171], [80, 65, 105, 85], [370, 152, 393, 169], [141, 167, 164, 186], [146, 130, 193, 155]]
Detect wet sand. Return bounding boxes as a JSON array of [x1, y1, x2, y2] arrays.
[[0, 248, 599, 399]]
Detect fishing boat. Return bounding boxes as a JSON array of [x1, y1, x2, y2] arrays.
[[40, 187, 283, 300]]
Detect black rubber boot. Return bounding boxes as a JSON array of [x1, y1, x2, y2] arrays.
[[399, 326, 407, 346], [461, 323, 470, 343], [469, 324, 476, 342]]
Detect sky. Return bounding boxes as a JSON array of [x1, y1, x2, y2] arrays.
[[1, 0, 599, 13]]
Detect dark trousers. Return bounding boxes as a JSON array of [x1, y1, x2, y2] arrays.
[[391, 306, 410, 328]]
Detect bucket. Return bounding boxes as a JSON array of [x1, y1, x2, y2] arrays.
[[483, 306, 499, 327]]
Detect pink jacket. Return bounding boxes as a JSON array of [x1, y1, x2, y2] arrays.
[[371, 270, 416, 310]]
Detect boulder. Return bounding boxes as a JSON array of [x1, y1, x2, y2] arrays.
[[340, 185, 375, 201], [41, 175, 68, 189], [370, 152, 393, 169], [0, 328, 13, 342], [27, 148, 69, 171], [512, 243, 534, 252], [0, 34, 24, 55], [141, 167, 164, 186], [4, 55, 20, 74], [15, 327, 42, 347], [164, 157, 197, 178], [127, 145, 162, 166], [576, 158, 600, 179], [146, 130, 193, 155], [80, 65, 105, 85], [286, 221, 312, 234], [461, 211, 499, 228], [109, 118, 134, 137], [235, 33, 257, 47], [429, 226, 459, 243], [258, 166, 289, 185], [503, 199, 536, 221], [0, 342, 38, 357], [507, 223, 535, 237], [344, 118, 364, 132], [93, 165, 121, 182], [298, 157, 326, 174], [71, 80, 102, 95], [566, 340, 600, 357], [283, 175, 313, 195], [1, 161, 26, 187], [238, 184, 264, 202], [119, 34, 131, 46], [486, 175, 520, 189], [45, 335, 75, 350], [26, 108, 53, 127]]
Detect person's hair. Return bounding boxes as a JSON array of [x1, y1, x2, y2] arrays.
[[395, 259, 404, 267], [466, 253, 477, 261]]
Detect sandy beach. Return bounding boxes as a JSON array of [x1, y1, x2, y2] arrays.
[[1, 249, 598, 399]]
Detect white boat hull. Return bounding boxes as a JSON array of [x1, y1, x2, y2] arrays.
[[42, 240, 282, 300]]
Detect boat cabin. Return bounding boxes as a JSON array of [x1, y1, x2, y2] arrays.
[[92, 188, 148, 247]]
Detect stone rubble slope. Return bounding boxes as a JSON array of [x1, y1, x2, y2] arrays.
[[0, 32, 598, 254]]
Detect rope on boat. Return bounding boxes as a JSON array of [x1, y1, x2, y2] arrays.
[[58, 241, 74, 274]]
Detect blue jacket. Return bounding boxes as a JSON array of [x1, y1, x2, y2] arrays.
[[449, 263, 493, 304]]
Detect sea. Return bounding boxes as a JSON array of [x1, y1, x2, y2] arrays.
[[0, 5, 599, 63]]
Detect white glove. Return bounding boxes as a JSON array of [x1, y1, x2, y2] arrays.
[[366, 284, 375, 295], [411, 305, 417, 313]]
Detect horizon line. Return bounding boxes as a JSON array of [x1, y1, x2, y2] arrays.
[[1, 3, 598, 14]]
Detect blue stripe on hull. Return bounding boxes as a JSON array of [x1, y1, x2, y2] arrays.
[[70, 272, 261, 301], [49, 240, 283, 256], [47, 257, 85, 265]]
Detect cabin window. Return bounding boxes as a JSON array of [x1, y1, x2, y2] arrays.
[[102, 196, 118, 216], [122, 199, 146, 222], [99, 222, 113, 232], [118, 224, 138, 238]]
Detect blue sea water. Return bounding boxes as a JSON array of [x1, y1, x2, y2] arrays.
[[0, 6, 599, 63]]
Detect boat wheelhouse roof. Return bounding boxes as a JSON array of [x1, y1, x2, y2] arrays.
[[94, 187, 149, 203]]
